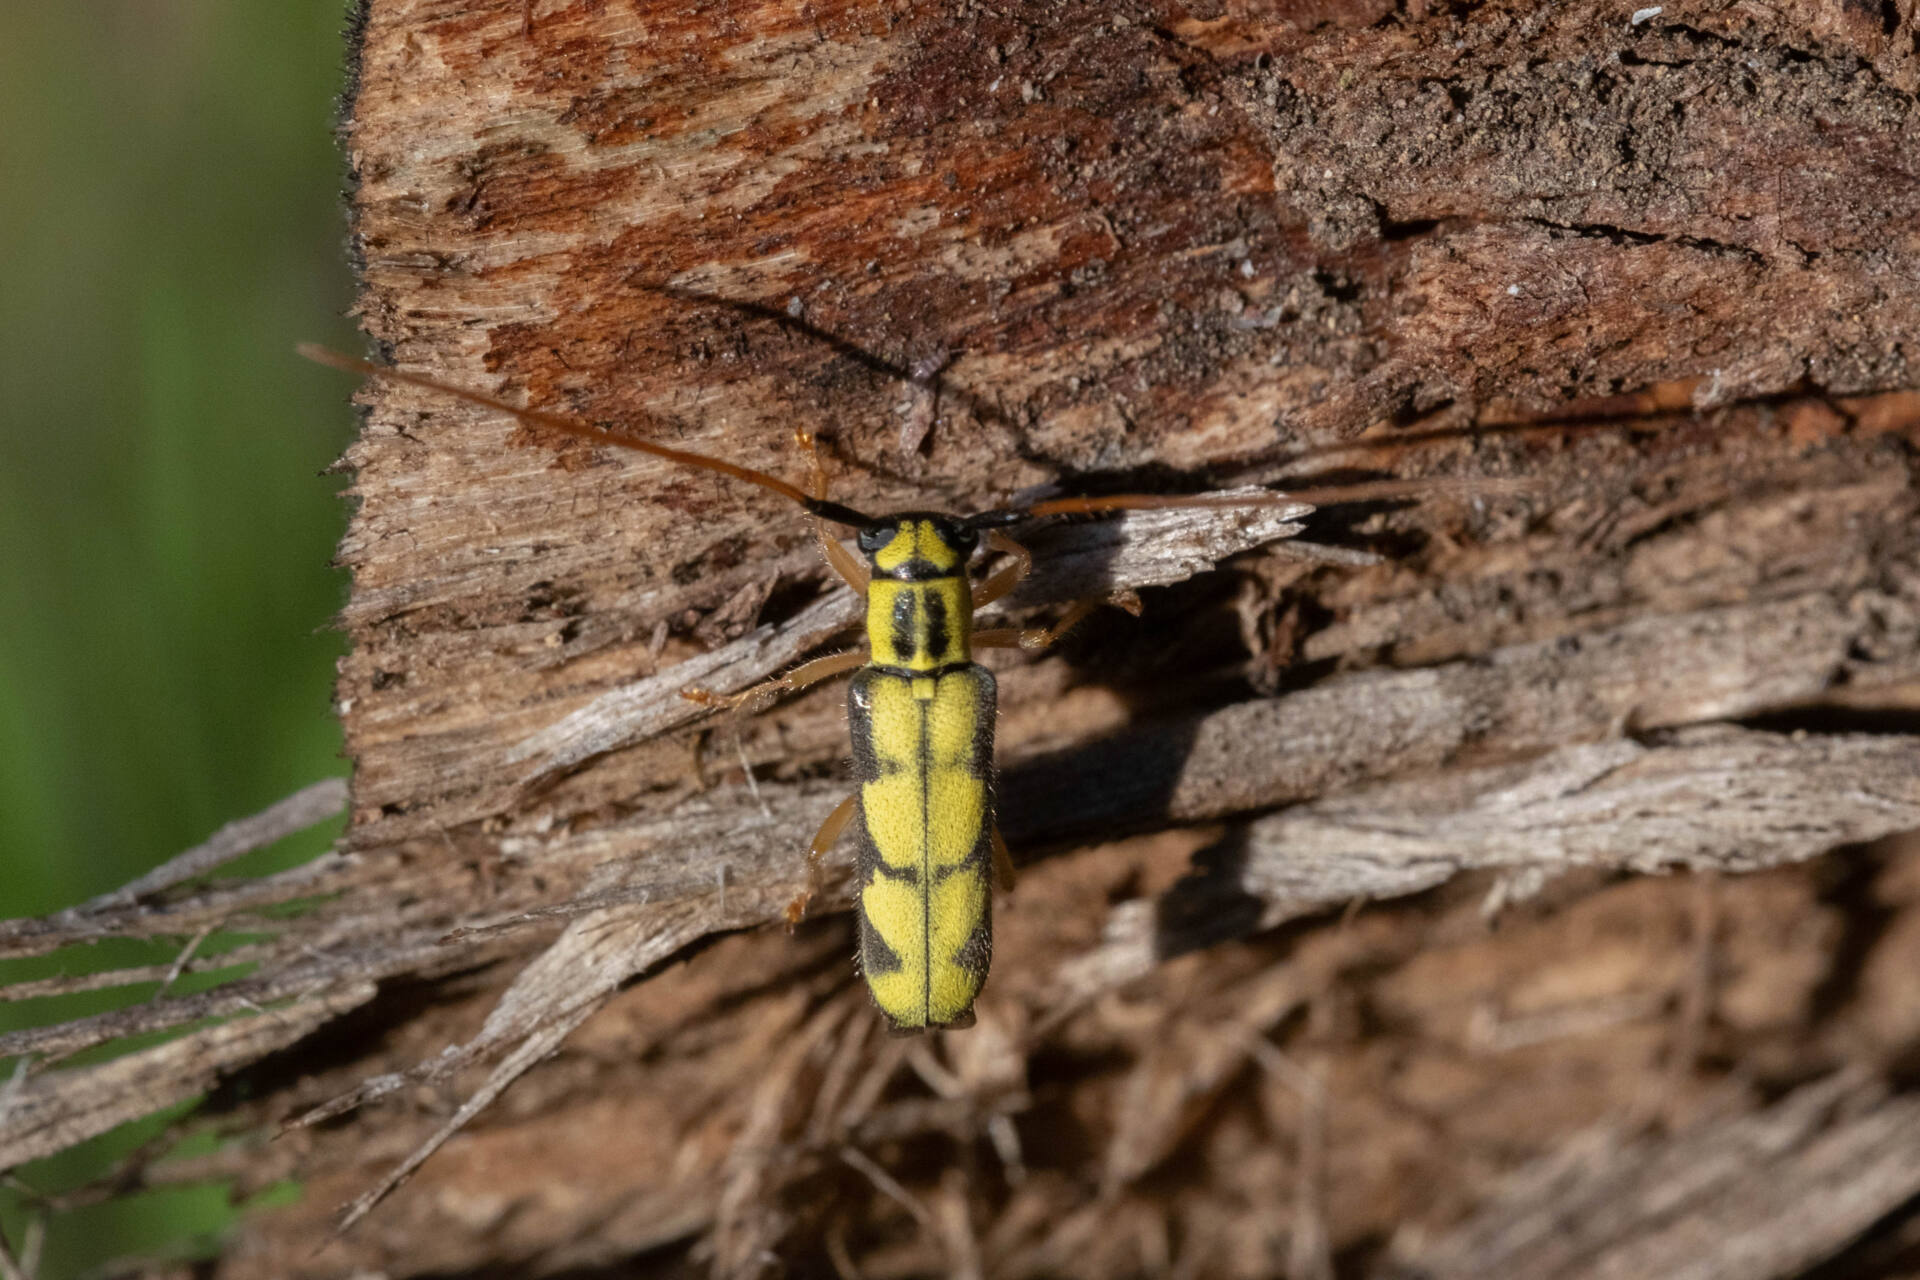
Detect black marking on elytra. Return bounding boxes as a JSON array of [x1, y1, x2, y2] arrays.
[[857, 901, 903, 977], [848, 669, 882, 782], [847, 664, 1003, 1025], [953, 909, 992, 980]]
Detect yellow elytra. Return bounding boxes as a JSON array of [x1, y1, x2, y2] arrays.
[[301, 343, 1300, 1033]]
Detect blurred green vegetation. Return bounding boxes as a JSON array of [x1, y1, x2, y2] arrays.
[[0, 1, 360, 1273]]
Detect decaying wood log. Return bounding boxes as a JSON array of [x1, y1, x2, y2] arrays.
[[3, 1, 1919, 1276], [1391, 1069, 1920, 1280]]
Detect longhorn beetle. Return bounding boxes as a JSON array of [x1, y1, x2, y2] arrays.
[[304, 343, 1332, 1032]]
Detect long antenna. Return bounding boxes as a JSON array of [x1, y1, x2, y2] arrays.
[[298, 344, 819, 510], [1013, 476, 1526, 520]]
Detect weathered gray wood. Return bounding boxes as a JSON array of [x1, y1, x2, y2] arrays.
[[1388, 1071, 1920, 1280], [0, 983, 375, 1170]]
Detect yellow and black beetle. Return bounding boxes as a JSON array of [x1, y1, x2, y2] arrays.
[[304, 343, 1302, 1032]]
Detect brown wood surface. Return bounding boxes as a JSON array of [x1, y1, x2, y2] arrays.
[[3, 1, 1920, 1276]]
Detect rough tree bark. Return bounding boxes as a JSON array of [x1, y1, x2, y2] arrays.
[[3, 1, 1919, 1277]]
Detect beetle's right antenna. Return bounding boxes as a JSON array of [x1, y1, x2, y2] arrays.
[[299, 344, 876, 524], [983, 476, 1530, 523]]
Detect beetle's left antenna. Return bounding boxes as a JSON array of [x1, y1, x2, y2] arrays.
[[299, 343, 833, 513]]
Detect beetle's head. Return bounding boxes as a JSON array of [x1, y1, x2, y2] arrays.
[[854, 512, 980, 581]]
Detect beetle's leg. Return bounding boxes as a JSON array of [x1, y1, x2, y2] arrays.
[[820, 523, 870, 593], [973, 530, 1139, 647], [971, 591, 1139, 654], [682, 647, 869, 713], [968, 599, 1091, 653], [990, 825, 1017, 892], [795, 428, 870, 593], [971, 530, 1031, 612], [787, 792, 859, 925]]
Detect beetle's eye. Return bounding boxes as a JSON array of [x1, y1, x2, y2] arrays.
[[951, 526, 979, 555], [856, 525, 890, 553]]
